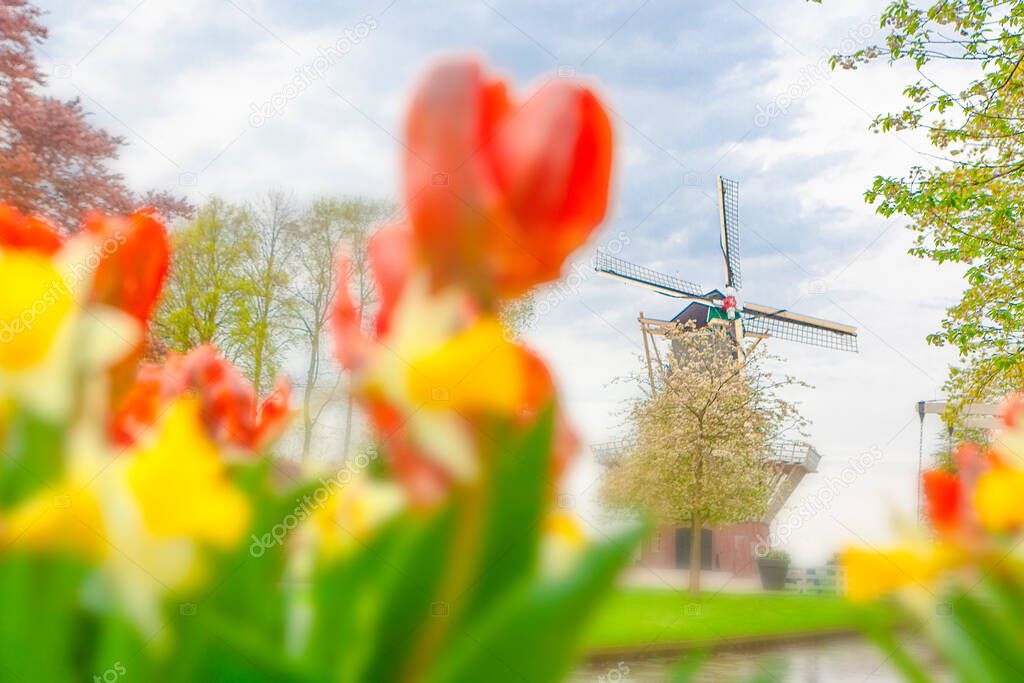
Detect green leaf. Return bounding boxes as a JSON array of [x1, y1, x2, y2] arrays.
[[458, 408, 554, 625], [0, 551, 88, 682], [356, 503, 459, 683], [425, 524, 645, 683], [934, 588, 1024, 683], [0, 407, 64, 506], [302, 525, 401, 683]]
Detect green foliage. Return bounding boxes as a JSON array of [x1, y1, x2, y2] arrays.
[[154, 196, 259, 365], [857, 578, 1024, 683], [830, 0, 1024, 415], [583, 590, 891, 652], [0, 406, 641, 681]]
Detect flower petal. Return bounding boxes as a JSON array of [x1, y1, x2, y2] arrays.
[[82, 208, 170, 324], [0, 204, 64, 254]]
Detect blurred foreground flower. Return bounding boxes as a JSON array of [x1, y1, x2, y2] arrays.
[[0, 55, 639, 683], [404, 59, 613, 305], [0, 205, 148, 420], [111, 343, 291, 453], [843, 394, 1024, 681], [333, 57, 604, 504]]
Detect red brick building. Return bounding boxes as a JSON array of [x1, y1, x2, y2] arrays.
[[595, 440, 821, 576]]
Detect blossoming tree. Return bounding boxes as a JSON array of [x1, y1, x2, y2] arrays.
[[602, 324, 804, 596]]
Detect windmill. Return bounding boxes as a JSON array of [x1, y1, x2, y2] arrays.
[[595, 176, 858, 369], [592, 177, 858, 577]]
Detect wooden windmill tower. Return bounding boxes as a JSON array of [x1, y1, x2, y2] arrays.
[[594, 176, 858, 578]]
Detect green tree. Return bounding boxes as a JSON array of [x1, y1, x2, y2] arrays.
[[827, 0, 1024, 415], [601, 324, 803, 596], [154, 196, 255, 360]]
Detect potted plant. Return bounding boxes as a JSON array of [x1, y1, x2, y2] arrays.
[[757, 550, 791, 590]]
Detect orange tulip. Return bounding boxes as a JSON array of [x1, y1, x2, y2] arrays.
[[0, 203, 64, 254], [922, 469, 961, 535], [1000, 393, 1024, 428], [404, 58, 613, 304], [111, 345, 290, 454], [81, 208, 170, 324], [331, 223, 418, 371]]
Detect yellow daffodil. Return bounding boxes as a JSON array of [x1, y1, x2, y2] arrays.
[[540, 511, 587, 578], [975, 466, 1024, 533], [361, 275, 484, 482], [0, 398, 250, 638], [0, 250, 74, 371], [0, 481, 105, 558], [841, 544, 958, 602], [310, 474, 405, 559], [0, 240, 139, 420], [406, 316, 528, 414], [127, 398, 250, 546]]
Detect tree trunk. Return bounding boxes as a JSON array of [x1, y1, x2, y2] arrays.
[[342, 391, 354, 463], [689, 509, 702, 598], [300, 335, 318, 461]]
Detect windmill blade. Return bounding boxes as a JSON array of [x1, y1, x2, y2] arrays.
[[742, 302, 858, 352], [594, 251, 706, 300], [718, 176, 742, 289]]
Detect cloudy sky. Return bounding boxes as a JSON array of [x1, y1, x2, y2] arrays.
[[35, 0, 969, 564]]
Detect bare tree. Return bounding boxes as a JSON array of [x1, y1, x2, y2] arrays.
[[238, 190, 300, 393], [289, 197, 390, 461]]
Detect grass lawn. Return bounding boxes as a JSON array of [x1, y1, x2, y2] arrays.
[[583, 589, 894, 652]]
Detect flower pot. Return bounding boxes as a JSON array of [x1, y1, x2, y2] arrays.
[[758, 557, 790, 591]]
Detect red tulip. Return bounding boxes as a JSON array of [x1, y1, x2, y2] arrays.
[[923, 469, 961, 535], [0, 203, 64, 254], [331, 223, 415, 371], [111, 345, 291, 454], [82, 208, 169, 324], [404, 58, 613, 304], [999, 393, 1024, 428], [368, 398, 452, 506]]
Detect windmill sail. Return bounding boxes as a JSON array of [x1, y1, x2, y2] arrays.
[[718, 176, 742, 289], [742, 303, 858, 352], [594, 251, 704, 299]]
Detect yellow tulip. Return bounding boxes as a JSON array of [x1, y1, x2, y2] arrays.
[[0, 482, 105, 559], [0, 250, 73, 372], [406, 317, 526, 413], [127, 398, 250, 547], [975, 466, 1024, 533], [841, 545, 954, 602]]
